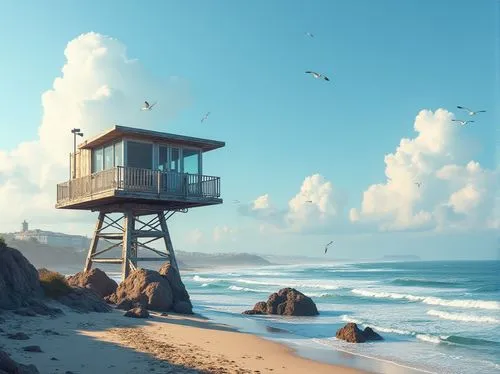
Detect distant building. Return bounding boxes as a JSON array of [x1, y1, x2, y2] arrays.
[[14, 221, 89, 249]]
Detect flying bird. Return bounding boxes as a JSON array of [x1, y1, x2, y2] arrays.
[[452, 119, 475, 126], [457, 106, 486, 116], [201, 112, 211, 123], [305, 32, 314, 38], [233, 200, 241, 204], [415, 182, 422, 188], [141, 101, 157, 111], [305, 71, 330, 81], [305, 200, 313, 203], [324, 240, 334, 254]]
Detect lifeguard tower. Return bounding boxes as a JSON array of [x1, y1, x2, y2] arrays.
[[56, 125, 224, 280]]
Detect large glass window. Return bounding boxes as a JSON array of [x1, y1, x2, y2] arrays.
[[183, 148, 200, 174], [170, 148, 180, 172], [91, 141, 123, 173], [104, 144, 114, 170], [158, 146, 168, 171], [114, 141, 123, 167], [127, 141, 153, 169], [92, 148, 103, 173]]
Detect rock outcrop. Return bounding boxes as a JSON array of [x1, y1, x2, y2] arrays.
[[0, 349, 40, 373], [67, 268, 117, 298], [58, 287, 112, 313], [243, 288, 319, 316], [124, 305, 149, 318], [13, 299, 62, 317], [107, 269, 174, 312], [0, 246, 42, 310], [0, 245, 109, 315], [158, 262, 193, 314], [39, 269, 110, 313], [335, 323, 383, 343]]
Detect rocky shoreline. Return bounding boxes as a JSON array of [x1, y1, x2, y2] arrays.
[[1, 242, 382, 373]]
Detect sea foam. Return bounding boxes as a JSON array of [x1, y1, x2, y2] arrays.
[[351, 289, 500, 310], [426, 309, 500, 324]]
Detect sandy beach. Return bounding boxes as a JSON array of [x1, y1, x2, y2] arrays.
[[0, 304, 368, 374]]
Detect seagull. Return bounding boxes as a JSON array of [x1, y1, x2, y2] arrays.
[[233, 199, 241, 204], [324, 240, 334, 254], [415, 182, 422, 188], [452, 119, 475, 126], [201, 112, 211, 123], [457, 106, 486, 116], [305, 32, 314, 38], [141, 101, 156, 111], [305, 71, 330, 81]]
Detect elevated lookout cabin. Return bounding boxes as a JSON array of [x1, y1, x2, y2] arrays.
[[57, 125, 224, 210], [55, 125, 225, 280]]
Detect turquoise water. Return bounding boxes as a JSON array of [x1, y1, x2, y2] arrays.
[[181, 261, 500, 374]]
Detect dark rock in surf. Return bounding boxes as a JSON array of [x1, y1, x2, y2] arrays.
[[243, 288, 319, 316], [335, 323, 383, 343]]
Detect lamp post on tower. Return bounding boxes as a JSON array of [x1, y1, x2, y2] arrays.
[[71, 128, 84, 179]]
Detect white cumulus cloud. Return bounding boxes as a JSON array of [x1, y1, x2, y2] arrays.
[[0, 32, 189, 232], [239, 109, 497, 235], [213, 225, 238, 242], [186, 228, 204, 245], [239, 174, 348, 234], [285, 174, 347, 233], [350, 109, 498, 232]]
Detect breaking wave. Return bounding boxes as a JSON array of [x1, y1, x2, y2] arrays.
[[390, 278, 460, 288], [351, 289, 500, 310], [426, 309, 500, 324]]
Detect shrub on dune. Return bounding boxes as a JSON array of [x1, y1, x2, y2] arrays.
[[38, 269, 72, 299]]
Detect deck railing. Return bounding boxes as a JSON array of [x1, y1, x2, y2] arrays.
[[56, 166, 221, 204]]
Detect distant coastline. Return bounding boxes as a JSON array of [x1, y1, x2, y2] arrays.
[[0, 236, 274, 271]]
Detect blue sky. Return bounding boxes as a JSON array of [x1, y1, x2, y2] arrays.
[[0, 1, 498, 260]]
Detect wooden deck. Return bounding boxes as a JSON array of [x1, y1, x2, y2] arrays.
[[56, 166, 222, 210]]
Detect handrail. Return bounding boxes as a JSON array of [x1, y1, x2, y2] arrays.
[[56, 166, 221, 203]]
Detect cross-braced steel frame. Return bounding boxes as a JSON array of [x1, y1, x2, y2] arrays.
[[84, 208, 187, 281]]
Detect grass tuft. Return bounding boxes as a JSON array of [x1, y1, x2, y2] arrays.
[[38, 269, 72, 299]]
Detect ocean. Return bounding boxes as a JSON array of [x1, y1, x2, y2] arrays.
[[180, 261, 500, 374]]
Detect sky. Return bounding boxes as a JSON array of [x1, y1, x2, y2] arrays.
[[0, 0, 498, 260]]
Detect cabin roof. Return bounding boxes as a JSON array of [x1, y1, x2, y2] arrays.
[[78, 125, 225, 152]]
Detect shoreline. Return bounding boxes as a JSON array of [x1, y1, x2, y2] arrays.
[[45, 266, 431, 373], [193, 307, 428, 374], [0, 305, 369, 374]]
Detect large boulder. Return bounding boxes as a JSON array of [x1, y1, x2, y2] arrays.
[[39, 269, 109, 313], [335, 323, 383, 343], [58, 287, 111, 313], [107, 269, 173, 312], [0, 349, 40, 373], [158, 262, 193, 314], [242, 301, 267, 315], [243, 288, 319, 316], [67, 268, 117, 298], [0, 246, 43, 310]]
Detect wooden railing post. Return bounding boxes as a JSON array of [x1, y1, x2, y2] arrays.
[[157, 170, 161, 195]]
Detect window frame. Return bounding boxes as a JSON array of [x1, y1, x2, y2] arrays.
[[181, 146, 202, 175], [124, 138, 154, 170], [91, 139, 124, 173]]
